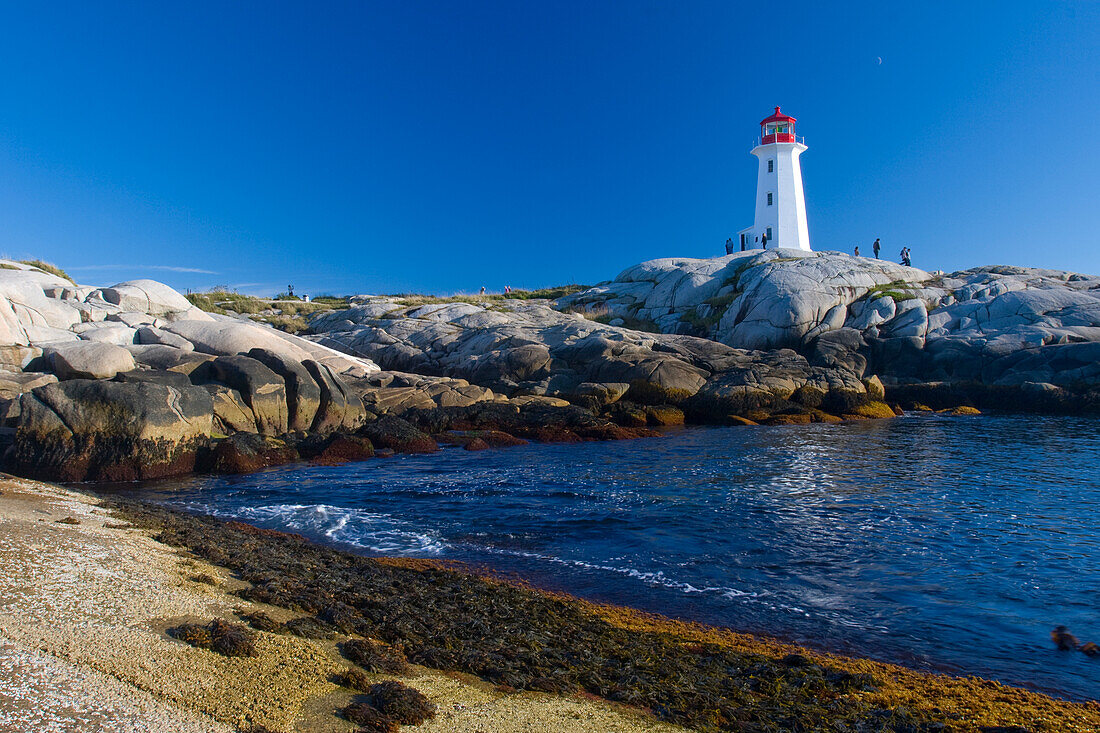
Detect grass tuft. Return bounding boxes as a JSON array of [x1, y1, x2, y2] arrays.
[[19, 259, 76, 284]]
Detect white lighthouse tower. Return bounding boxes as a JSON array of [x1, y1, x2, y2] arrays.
[[736, 107, 811, 252]]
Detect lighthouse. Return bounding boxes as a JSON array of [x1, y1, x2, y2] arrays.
[[736, 107, 811, 252]]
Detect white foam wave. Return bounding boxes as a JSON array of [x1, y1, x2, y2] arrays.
[[474, 545, 805, 608], [184, 502, 446, 555]]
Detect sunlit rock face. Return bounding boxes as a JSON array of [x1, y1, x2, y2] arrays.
[[556, 251, 1100, 387]]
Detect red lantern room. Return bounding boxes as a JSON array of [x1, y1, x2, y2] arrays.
[[760, 106, 797, 144]]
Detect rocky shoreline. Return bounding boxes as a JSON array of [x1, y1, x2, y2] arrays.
[[3, 251, 1099, 481]]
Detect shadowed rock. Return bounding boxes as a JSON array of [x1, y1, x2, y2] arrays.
[[198, 355, 289, 435], [8, 379, 213, 481], [246, 347, 322, 432], [303, 359, 365, 433]]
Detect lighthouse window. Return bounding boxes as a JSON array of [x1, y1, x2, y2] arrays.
[[767, 192, 773, 206], [766, 227, 773, 240], [768, 159, 774, 173]]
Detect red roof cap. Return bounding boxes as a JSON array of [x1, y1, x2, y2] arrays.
[[760, 106, 796, 125]]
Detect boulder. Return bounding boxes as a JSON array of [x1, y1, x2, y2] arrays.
[[45, 342, 137, 380], [0, 296, 29, 345], [78, 325, 138, 346], [0, 371, 57, 400], [297, 434, 375, 465], [8, 379, 213, 481], [113, 369, 195, 390], [126, 344, 215, 374], [199, 356, 289, 435], [107, 311, 157, 327], [24, 325, 82, 345], [246, 348, 322, 432], [0, 275, 83, 331], [0, 345, 42, 371], [135, 327, 195, 351], [204, 433, 298, 474], [360, 415, 438, 454], [91, 279, 194, 316], [303, 359, 367, 433], [203, 384, 259, 434], [164, 320, 312, 361]]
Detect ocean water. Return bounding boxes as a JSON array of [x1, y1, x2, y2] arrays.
[[116, 414, 1100, 701]]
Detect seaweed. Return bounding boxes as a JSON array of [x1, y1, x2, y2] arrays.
[[282, 615, 335, 639], [362, 680, 436, 725], [169, 622, 213, 649], [239, 609, 282, 632], [111, 499, 1100, 733], [169, 618, 257, 657], [342, 638, 410, 675], [335, 667, 374, 692], [210, 618, 258, 657], [341, 702, 398, 732]]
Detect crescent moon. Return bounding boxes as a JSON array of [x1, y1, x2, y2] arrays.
[[876, 57, 883, 65]]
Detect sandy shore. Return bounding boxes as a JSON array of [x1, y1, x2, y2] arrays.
[[4, 474, 1099, 733], [0, 475, 684, 732]]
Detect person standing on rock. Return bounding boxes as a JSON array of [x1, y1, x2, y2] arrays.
[[760, 232, 768, 250], [853, 246, 860, 257], [873, 238, 881, 258], [480, 286, 486, 295], [725, 238, 734, 255]]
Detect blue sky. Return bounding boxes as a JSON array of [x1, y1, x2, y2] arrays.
[[0, 1, 1097, 295]]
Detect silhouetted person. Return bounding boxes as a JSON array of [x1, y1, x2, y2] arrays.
[[873, 238, 881, 258], [853, 246, 860, 257], [725, 237, 734, 255], [761, 232, 768, 250], [1052, 626, 1080, 650]]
